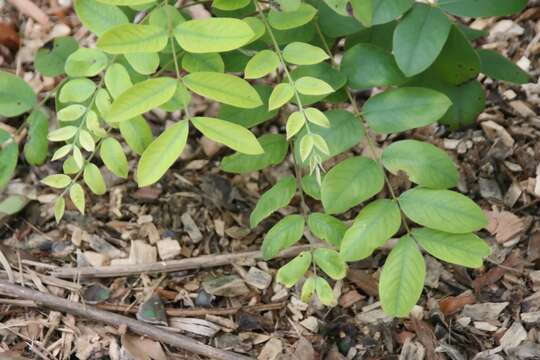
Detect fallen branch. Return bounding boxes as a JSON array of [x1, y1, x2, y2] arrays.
[[0, 281, 254, 360], [51, 244, 316, 278]]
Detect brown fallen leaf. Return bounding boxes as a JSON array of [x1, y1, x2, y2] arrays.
[[0, 23, 20, 50], [473, 250, 521, 293], [485, 209, 526, 243], [346, 269, 379, 297], [410, 318, 444, 360], [121, 333, 167, 360], [439, 292, 477, 316]]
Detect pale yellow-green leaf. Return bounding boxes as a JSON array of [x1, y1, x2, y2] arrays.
[[295, 76, 334, 96], [97, 24, 168, 54], [83, 163, 106, 195], [286, 111, 305, 140], [304, 107, 330, 127], [69, 183, 85, 214], [54, 197, 65, 223], [268, 83, 294, 111], [244, 50, 280, 79], [41, 174, 71, 189]]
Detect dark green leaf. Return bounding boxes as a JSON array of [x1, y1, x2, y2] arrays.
[[221, 134, 287, 174], [250, 176, 297, 228], [262, 215, 305, 260], [477, 49, 530, 84]]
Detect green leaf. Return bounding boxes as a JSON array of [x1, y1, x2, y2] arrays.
[[283, 42, 329, 65], [477, 49, 530, 84], [322, 0, 348, 15], [83, 163, 106, 195], [174, 18, 254, 53], [314, 276, 335, 306], [412, 228, 491, 268], [307, 213, 346, 247], [182, 53, 225, 73], [212, 0, 249, 10], [218, 84, 278, 128], [321, 157, 384, 214], [69, 183, 85, 214], [136, 121, 189, 187], [0, 71, 37, 117], [393, 3, 451, 77], [41, 174, 71, 189], [97, 24, 167, 54], [262, 214, 305, 260], [48, 126, 78, 142], [58, 104, 86, 122], [276, 251, 312, 287], [183, 72, 262, 109], [351, 0, 373, 27], [341, 43, 405, 90], [125, 52, 160, 75], [24, 109, 49, 166], [59, 78, 96, 103], [244, 50, 280, 79], [289, 62, 347, 105], [119, 116, 153, 155], [313, 248, 347, 280], [382, 140, 458, 189], [363, 87, 451, 134], [78, 130, 95, 152], [0, 195, 28, 216], [65, 48, 108, 77], [74, 0, 128, 36], [221, 134, 287, 174], [250, 176, 296, 228], [160, 83, 192, 112], [432, 25, 480, 85], [312, 0, 363, 38], [268, 4, 318, 30], [149, 4, 185, 31], [379, 235, 425, 317], [287, 111, 306, 140], [301, 276, 316, 303], [191, 117, 263, 155], [301, 174, 322, 200], [304, 108, 330, 128], [371, 0, 414, 25], [0, 130, 18, 189], [295, 110, 364, 165], [93, 0, 155, 5], [438, 0, 528, 17], [104, 63, 132, 99], [105, 77, 177, 123], [299, 134, 314, 161], [100, 138, 128, 178], [268, 83, 294, 111], [54, 197, 65, 223], [340, 199, 401, 262], [399, 187, 488, 234], [35, 36, 79, 76], [295, 76, 334, 96], [277, 0, 301, 12]]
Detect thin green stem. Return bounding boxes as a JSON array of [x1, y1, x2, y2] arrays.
[[313, 22, 412, 234]]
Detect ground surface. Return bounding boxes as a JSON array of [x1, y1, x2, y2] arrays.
[[0, 1, 539, 359]]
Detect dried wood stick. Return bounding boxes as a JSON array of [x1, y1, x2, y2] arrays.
[[0, 280, 254, 360], [51, 244, 317, 278], [7, 0, 50, 26]]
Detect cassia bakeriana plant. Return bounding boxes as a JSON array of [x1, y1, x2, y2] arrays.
[[0, 0, 531, 316]]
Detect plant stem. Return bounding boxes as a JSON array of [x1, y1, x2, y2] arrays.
[[313, 22, 412, 235]]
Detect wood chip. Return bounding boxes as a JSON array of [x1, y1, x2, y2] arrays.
[[244, 267, 272, 290], [462, 302, 508, 321], [500, 321, 527, 351], [157, 239, 181, 261], [181, 213, 203, 244], [202, 275, 249, 297]]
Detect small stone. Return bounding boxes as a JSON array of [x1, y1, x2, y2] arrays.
[[500, 322, 527, 351], [200, 136, 223, 157], [271, 288, 288, 302], [462, 302, 508, 321], [474, 321, 498, 332], [245, 267, 272, 290], [202, 275, 249, 297], [443, 139, 460, 150], [157, 239, 181, 260]]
